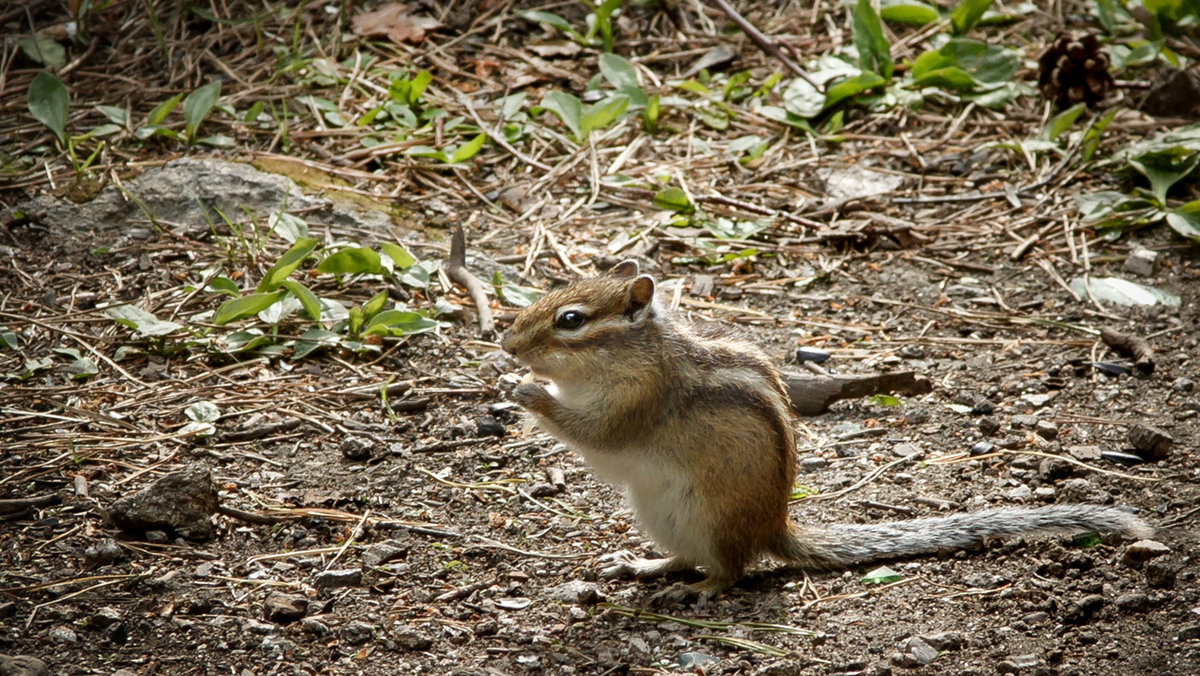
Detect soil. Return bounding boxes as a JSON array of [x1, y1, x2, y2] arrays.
[[2, 2, 1199, 676]]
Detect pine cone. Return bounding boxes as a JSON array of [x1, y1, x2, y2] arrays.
[[1038, 34, 1114, 108]]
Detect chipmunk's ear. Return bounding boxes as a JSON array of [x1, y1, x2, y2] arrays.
[[610, 260, 639, 278], [625, 274, 656, 318]]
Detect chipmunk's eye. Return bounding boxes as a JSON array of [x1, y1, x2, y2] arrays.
[[554, 310, 588, 330]]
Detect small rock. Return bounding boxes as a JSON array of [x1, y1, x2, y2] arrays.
[[88, 607, 122, 630], [1022, 611, 1049, 624], [899, 345, 925, 359], [1009, 654, 1038, 669], [892, 443, 921, 457], [243, 619, 278, 635], [1033, 486, 1056, 501], [901, 636, 939, 665], [263, 593, 308, 624], [1065, 445, 1101, 461], [1115, 593, 1149, 611], [1063, 594, 1105, 624], [49, 625, 78, 645], [107, 465, 218, 540], [995, 661, 1020, 674], [1038, 457, 1071, 481], [473, 620, 497, 636], [1011, 415, 1037, 430], [341, 620, 375, 645], [972, 399, 995, 416], [1145, 560, 1177, 588], [476, 416, 506, 437], [1127, 424, 1172, 460], [527, 482, 562, 497], [1178, 625, 1200, 641], [144, 530, 168, 543], [547, 581, 602, 605], [260, 635, 296, 659], [752, 660, 805, 676], [800, 457, 829, 472], [920, 631, 965, 651], [314, 568, 362, 589], [299, 617, 331, 636], [340, 436, 372, 461], [104, 622, 128, 644], [1034, 420, 1058, 440], [392, 626, 431, 650], [978, 417, 1000, 435], [83, 538, 124, 567], [0, 656, 51, 676], [678, 652, 719, 668], [1006, 484, 1032, 501], [362, 540, 408, 568], [970, 441, 996, 456], [0, 603, 15, 620], [1122, 539, 1170, 567], [1124, 247, 1157, 276], [795, 347, 830, 363], [1171, 377, 1195, 393]]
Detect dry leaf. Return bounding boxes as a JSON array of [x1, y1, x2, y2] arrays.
[[351, 3, 443, 45]]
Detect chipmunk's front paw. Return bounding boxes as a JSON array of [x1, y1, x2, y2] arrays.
[[512, 382, 551, 409]]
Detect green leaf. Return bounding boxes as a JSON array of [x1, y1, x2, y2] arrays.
[[824, 72, 887, 110], [853, 0, 894, 80], [407, 70, 432, 107], [541, 90, 584, 141], [0, 326, 18, 350], [1165, 200, 1200, 243], [104, 305, 183, 337], [27, 72, 69, 144], [1082, 108, 1119, 162], [204, 276, 239, 296], [869, 394, 902, 406], [1127, 151, 1200, 205], [363, 310, 440, 336], [910, 38, 1018, 90], [183, 81, 221, 143], [291, 328, 342, 360], [1045, 103, 1086, 142], [18, 36, 66, 67], [280, 280, 321, 320], [380, 242, 416, 270], [95, 105, 128, 127], [65, 356, 98, 380], [185, 400, 221, 423], [861, 565, 903, 584], [653, 187, 694, 214], [880, 0, 940, 24], [147, 92, 184, 126], [950, 0, 993, 34], [581, 95, 629, 136], [363, 290, 390, 319], [398, 259, 438, 289], [257, 237, 319, 291], [267, 212, 309, 243], [213, 290, 287, 325], [448, 133, 487, 164], [317, 247, 383, 275], [599, 53, 639, 90], [517, 10, 579, 36]]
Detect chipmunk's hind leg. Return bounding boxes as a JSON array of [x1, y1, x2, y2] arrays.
[[600, 551, 694, 580]]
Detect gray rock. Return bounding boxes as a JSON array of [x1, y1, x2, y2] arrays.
[[243, 619, 278, 635], [391, 626, 430, 650], [0, 655, 51, 676], [752, 660, 805, 676], [1128, 424, 1172, 460], [1145, 560, 1177, 588], [919, 631, 965, 651], [1171, 377, 1195, 393], [892, 443, 921, 457], [263, 592, 308, 624], [340, 436, 372, 461], [1124, 247, 1157, 276], [678, 652, 719, 668], [1115, 593, 1149, 611], [1062, 595, 1104, 624], [83, 539, 124, 568], [978, 417, 1000, 435], [1034, 420, 1058, 440], [1011, 415, 1037, 430], [1178, 625, 1200, 641], [108, 465, 217, 540], [314, 568, 362, 589], [260, 635, 296, 659], [49, 625, 77, 645], [299, 617, 332, 637], [88, 607, 122, 630], [901, 636, 939, 665], [342, 620, 375, 645], [547, 580, 602, 605], [1122, 539, 1170, 567], [362, 540, 409, 568], [476, 416, 506, 437], [800, 457, 829, 472]]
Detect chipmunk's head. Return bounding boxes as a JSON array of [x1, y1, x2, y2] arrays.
[[501, 260, 659, 382]]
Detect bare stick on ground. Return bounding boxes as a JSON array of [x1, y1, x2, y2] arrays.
[[447, 224, 495, 336], [1100, 327, 1156, 374], [783, 371, 933, 416], [708, 0, 822, 91]]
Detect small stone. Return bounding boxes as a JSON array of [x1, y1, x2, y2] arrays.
[[1038, 457, 1071, 481], [392, 627, 431, 651], [1177, 625, 1200, 641], [1145, 560, 1177, 588], [972, 399, 995, 416], [752, 660, 805, 676], [1011, 415, 1037, 430], [1065, 445, 1101, 461], [1034, 486, 1056, 501], [795, 347, 830, 364], [899, 345, 925, 359], [50, 625, 78, 644], [1115, 593, 1149, 611], [901, 636, 939, 665], [527, 482, 562, 497], [342, 620, 375, 646], [476, 416, 506, 437], [144, 530, 168, 543], [800, 457, 829, 472], [1010, 655, 1038, 669], [0, 656, 51, 676], [340, 436, 372, 461], [1063, 594, 1105, 624], [678, 652, 719, 668], [892, 443, 921, 457], [314, 568, 362, 589], [547, 581, 602, 605], [1128, 424, 1172, 460], [299, 617, 331, 636], [919, 631, 964, 651], [1034, 420, 1058, 440], [970, 441, 996, 456], [104, 622, 128, 644], [1171, 377, 1195, 393], [243, 619, 278, 635], [1006, 484, 1032, 501], [1022, 611, 1050, 624], [108, 465, 218, 541], [263, 593, 308, 624], [1122, 539, 1170, 567], [362, 540, 408, 568], [0, 602, 15, 620], [1124, 247, 1157, 276], [978, 417, 1000, 435], [88, 607, 122, 630], [83, 538, 124, 567]]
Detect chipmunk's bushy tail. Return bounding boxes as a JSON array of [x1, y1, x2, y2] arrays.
[[773, 505, 1152, 570]]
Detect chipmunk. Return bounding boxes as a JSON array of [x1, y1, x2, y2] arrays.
[[501, 261, 1152, 597]]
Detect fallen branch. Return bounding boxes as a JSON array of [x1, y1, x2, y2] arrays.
[[783, 372, 933, 416], [0, 493, 61, 514], [446, 224, 495, 336], [708, 0, 822, 91]]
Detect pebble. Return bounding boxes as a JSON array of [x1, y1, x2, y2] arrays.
[[1145, 560, 1177, 588], [1062, 595, 1105, 624], [1034, 420, 1058, 440], [1006, 485, 1032, 501], [83, 539, 124, 568], [1065, 445, 1101, 461], [1127, 424, 1173, 460], [341, 620, 375, 645], [1011, 414, 1037, 430], [1021, 611, 1049, 624], [314, 568, 362, 589], [1100, 450, 1143, 466], [243, 619, 278, 635], [800, 457, 829, 472], [108, 465, 218, 541], [391, 626, 431, 650], [1178, 625, 1200, 641], [362, 540, 408, 568], [678, 652, 719, 668], [0, 656, 51, 676], [300, 617, 331, 636], [892, 443, 921, 457], [972, 399, 995, 416], [88, 607, 122, 630], [547, 581, 602, 605], [919, 631, 964, 651], [970, 441, 996, 456], [795, 347, 830, 363], [49, 625, 78, 644], [1172, 377, 1195, 393], [263, 592, 308, 624], [340, 436, 372, 461], [476, 415, 506, 437], [752, 660, 805, 676], [1115, 593, 1149, 611], [1122, 539, 1170, 567], [1038, 457, 1071, 481], [978, 417, 1000, 435]]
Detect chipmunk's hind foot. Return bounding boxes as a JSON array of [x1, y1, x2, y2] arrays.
[[600, 552, 693, 580]]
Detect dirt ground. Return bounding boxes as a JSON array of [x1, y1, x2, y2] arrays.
[[2, 2, 1200, 675]]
